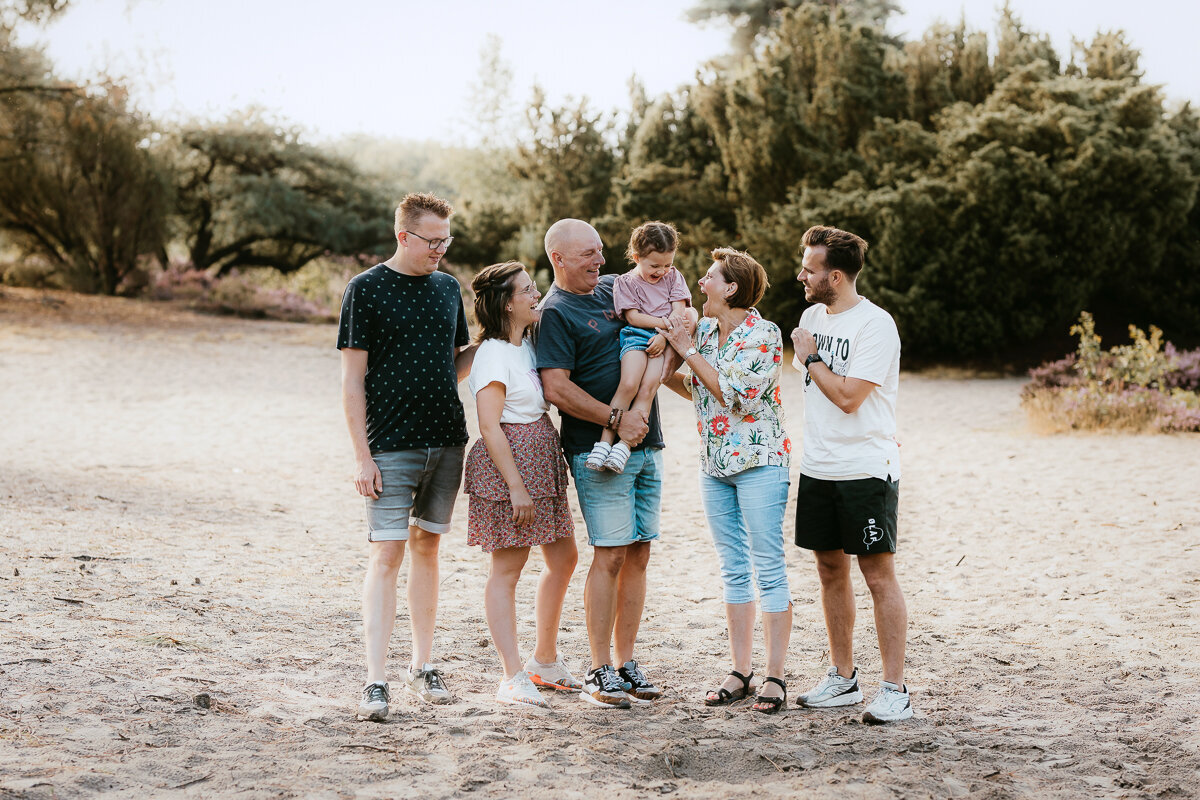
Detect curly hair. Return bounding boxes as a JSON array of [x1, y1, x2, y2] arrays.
[[470, 261, 527, 343]]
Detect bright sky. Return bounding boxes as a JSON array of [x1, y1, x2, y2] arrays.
[[22, 0, 1200, 145]]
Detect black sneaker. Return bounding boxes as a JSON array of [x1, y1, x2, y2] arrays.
[[357, 681, 389, 721], [580, 665, 632, 709], [618, 660, 662, 703]]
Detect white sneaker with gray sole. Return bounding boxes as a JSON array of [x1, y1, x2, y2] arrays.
[[405, 663, 453, 704], [797, 666, 863, 708], [357, 681, 390, 721], [862, 681, 913, 723]]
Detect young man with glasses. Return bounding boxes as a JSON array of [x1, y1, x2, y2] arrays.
[[337, 192, 476, 721]]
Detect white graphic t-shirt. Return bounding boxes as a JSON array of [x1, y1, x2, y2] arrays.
[[792, 298, 900, 481], [467, 338, 548, 424]]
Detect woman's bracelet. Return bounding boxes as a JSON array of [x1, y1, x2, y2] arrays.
[[607, 407, 620, 430]]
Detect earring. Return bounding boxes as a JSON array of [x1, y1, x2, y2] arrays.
[[506, 306, 512, 312]]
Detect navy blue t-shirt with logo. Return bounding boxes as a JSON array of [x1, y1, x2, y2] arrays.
[[535, 274, 664, 456], [336, 264, 470, 454]]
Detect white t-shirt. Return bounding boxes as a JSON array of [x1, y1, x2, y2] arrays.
[[467, 338, 549, 424], [792, 298, 901, 481]]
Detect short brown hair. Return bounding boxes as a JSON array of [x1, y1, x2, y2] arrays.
[[471, 261, 527, 343], [711, 247, 769, 309], [394, 192, 453, 236], [626, 220, 679, 263], [800, 225, 868, 277]]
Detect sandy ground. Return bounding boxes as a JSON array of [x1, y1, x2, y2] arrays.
[[1, 285, 1199, 800]]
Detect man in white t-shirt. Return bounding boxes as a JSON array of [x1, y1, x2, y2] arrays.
[[788, 225, 913, 724]]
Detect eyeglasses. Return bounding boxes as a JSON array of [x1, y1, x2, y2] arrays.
[[514, 283, 539, 296], [404, 230, 454, 250]]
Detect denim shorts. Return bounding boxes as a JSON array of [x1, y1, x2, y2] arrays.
[[699, 465, 791, 612], [619, 326, 657, 359], [366, 447, 465, 542], [569, 448, 663, 547]]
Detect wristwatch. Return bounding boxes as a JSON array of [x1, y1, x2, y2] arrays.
[[804, 353, 824, 370], [684, 347, 698, 360]]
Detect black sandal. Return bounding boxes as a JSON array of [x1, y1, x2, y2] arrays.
[[704, 670, 754, 706], [752, 677, 787, 714]]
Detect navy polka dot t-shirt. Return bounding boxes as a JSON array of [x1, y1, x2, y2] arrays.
[[336, 264, 470, 453]]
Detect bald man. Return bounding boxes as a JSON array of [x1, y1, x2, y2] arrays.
[[535, 219, 693, 709]]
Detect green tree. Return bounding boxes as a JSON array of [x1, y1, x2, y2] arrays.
[[686, 0, 899, 55], [0, 82, 169, 293], [506, 87, 616, 268], [166, 113, 393, 276], [694, 3, 903, 213], [897, 21, 993, 126], [751, 65, 1199, 358], [611, 87, 735, 286]]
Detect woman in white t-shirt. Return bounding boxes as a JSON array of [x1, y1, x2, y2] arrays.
[[464, 261, 580, 708]]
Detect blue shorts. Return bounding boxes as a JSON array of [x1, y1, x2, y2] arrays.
[[619, 326, 657, 360], [569, 448, 663, 547], [366, 447, 465, 542]]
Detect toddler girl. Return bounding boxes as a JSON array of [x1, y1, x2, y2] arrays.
[[586, 221, 690, 472]]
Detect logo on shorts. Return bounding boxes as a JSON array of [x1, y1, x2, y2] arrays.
[[863, 518, 884, 549]]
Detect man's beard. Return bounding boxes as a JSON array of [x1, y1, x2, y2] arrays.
[[806, 279, 836, 306]]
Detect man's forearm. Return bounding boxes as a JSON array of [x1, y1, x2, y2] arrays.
[[808, 363, 868, 414], [543, 375, 612, 426], [342, 383, 373, 460]]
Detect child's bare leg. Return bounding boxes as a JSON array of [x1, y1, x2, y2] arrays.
[[628, 354, 665, 429], [660, 347, 684, 382], [604, 350, 647, 446]]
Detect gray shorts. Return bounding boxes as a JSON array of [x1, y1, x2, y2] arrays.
[[366, 447, 465, 542]]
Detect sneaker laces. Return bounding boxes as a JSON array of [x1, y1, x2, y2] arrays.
[[597, 666, 626, 692], [364, 682, 388, 703], [623, 663, 648, 685], [423, 669, 447, 692]]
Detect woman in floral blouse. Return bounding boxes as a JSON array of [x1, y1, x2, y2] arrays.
[[662, 247, 793, 713]]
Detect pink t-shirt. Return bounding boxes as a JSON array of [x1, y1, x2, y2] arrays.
[[612, 268, 691, 319]]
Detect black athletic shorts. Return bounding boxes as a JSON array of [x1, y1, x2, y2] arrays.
[[794, 475, 899, 555]]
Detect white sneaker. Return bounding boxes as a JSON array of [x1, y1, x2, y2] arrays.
[[862, 681, 913, 724], [496, 671, 550, 708], [602, 441, 631, 473], [405, 663, 452, 704], [585, 442, 612, 471], [524, 656, 582, 692], [797, 666, 863, 708], [357, 681, 389, 721]]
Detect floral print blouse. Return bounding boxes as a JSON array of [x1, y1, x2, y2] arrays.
[[686, 308, 791, 477]]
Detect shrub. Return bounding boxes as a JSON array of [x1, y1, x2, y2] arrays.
[[147, 259, 361, 323], [1022, 312, 1200, 432]]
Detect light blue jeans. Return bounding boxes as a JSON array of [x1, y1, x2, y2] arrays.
[[699, 465, 791, 613], [570, 448, 663, 547]]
